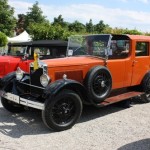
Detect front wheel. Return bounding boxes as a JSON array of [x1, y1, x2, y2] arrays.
[[1, 97, 25, 113], [42, 90, 83, 131]]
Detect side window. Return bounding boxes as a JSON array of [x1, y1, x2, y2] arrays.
[[109, 40, 130, 59], [136, 42, 149, 56]]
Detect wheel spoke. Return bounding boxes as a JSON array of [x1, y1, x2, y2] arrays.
[[51, 98, 76, 125], [92, 72, 111, 96]]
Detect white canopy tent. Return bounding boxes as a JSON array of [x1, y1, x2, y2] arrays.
[[7, 31, 32, 43]]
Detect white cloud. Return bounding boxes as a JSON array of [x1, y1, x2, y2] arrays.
[[119, 0, 149, 3], [138, 0, 149, 3], [9, 0, 150, 32]]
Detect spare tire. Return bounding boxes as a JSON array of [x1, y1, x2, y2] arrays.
[[84, 66, 112, 104]]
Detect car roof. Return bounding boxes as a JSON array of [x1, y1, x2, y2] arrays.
[[8, 40, 68, 47], [126, 35, 150, 40]]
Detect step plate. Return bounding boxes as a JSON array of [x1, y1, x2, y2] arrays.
[[98, 91, 144, 107]]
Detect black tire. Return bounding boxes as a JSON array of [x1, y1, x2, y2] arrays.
[[84, 66, 112, 104], [1, 97, 25, 113], [141, 74, 150, 103], [42, 90, 83, 131]]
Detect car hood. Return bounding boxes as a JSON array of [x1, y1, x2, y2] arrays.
[[0, 56, 21, 77], [42, 56, 105, 68], [0, 55, 21, 62]]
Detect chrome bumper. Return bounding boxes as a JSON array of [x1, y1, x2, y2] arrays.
[[0, 91, 45, 110]]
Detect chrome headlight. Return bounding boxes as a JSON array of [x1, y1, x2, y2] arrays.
[[40, 74, 50, 87], [16, 67, 24, 81]]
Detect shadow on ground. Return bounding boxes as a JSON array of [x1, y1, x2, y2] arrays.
[[0, 99, 143, 138], [118, 139, 150, 150]]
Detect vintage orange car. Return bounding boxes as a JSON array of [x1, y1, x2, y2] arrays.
[[1, 34, 150, 131]]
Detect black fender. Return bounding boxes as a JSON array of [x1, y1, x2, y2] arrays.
[[0, 72, 16, 89], [43, 79, 90, 104]]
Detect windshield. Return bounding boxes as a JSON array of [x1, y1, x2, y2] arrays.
[[8, 46, 27, 56], [67, 34, 111, 57]]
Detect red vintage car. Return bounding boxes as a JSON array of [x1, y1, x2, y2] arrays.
[[0, 40, 67, 85], [1, 34, 150, 131]]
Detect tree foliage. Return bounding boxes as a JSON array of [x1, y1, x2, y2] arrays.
[[28, 22, 73, 41], [0, 32, 7, 46], [68, 20, 85, 33], [86, 19, 94, 33], [7, 1, 149, 41], [0, 0, 16, 36], [22, 1, 48, 32]]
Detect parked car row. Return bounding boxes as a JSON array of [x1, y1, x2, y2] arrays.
[[0, 34, 150, 131]]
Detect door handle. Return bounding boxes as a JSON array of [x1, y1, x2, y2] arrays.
[[132, 60, 138, 66], [133, 60, 138, 63]]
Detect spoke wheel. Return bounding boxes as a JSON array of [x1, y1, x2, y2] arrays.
[[85, 66, 112, 104], [141, 76, 150, 103], [93, 72, 110, 96], [42, 90, 82, 131], [52, 98, 76, 125]]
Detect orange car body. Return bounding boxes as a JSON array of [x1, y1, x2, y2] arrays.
[[43, 34, 150, 90]]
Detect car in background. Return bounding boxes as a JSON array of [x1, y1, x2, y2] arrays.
[[0, 40, 67, 79]]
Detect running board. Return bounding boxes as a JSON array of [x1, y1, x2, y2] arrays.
[[97, 91, 144, 107]]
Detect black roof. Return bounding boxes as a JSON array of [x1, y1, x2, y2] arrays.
[[8, 41, 32, 46], [8, 40, 68, 47]]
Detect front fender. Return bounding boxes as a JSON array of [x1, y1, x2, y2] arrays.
[[43, 79, 90, 104], [0, 72, 16, 89]]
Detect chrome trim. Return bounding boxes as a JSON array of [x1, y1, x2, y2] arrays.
[[19, 81, 45, 89], [1, 92, 44, 110], [30, 61, 48, 74]]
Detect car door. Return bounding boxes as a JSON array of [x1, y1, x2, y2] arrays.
[[131, 41, 150, 86]]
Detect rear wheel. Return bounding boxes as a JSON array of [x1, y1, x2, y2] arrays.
[[141, 75, 150, 103], [42, 90, 82, 131]]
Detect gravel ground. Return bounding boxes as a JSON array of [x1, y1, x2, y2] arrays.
[[0, 99, 150, 150]]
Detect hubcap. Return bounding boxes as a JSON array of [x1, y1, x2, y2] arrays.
[[93, 72, 110, 96], [51, 98, 76, 125]]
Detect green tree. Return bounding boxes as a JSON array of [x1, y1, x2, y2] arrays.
[[28, 22, 72, 40], [0, 0, 16, 36], [53, 15, 68, 28], [86, 19, 94, 33], [0, 32, 7, 46], [123, 28, 142, 35], [94, 20, 107, 33], [24, 1, 48, 31], [68, 20, 86, 33]]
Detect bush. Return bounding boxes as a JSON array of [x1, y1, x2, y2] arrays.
[[0, 32, 7, 46]]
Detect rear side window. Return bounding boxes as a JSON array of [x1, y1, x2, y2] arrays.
[[136, 42, 149, 56]]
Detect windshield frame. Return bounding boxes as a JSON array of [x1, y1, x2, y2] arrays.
[[67, 34, 112, 58]]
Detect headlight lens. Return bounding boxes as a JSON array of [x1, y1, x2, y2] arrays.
[[16, 67, 24, 81], [40, 74, 50, 87]]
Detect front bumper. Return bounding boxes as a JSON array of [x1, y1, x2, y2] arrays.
[[0, 91, 45, 110]]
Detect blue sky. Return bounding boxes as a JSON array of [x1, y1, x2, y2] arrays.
[[9, 0, 150, 32]]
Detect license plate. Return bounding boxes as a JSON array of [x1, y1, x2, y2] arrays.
[[3, 93, 19, 104]]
